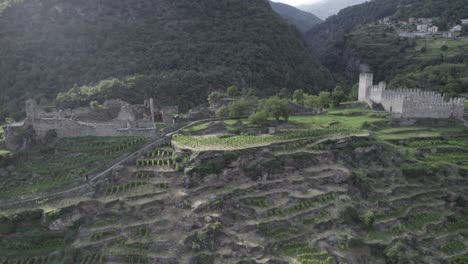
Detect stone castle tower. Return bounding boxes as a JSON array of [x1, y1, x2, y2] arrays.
[[358, 72, 373, 102], [358, 72, 464, 120]]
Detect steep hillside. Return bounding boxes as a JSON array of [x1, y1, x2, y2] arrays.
[[269, 1, 322, 33], [299, 0, 367, 20], [0, 0, 333, 120], [305, 0, 398, 56], [305, 0, 468, 95], [1, 108, 467, 263]]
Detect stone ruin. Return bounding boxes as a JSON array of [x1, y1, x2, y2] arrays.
[[5, 99, 179, 150], [359, 72, 465, 120]]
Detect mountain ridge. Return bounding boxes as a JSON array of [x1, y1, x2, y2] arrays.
[[269, 1, 322, 33], [299, 0, 368, 20]]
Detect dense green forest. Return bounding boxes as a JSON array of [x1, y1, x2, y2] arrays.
[[306, 0, 468, 95], [0, 0, 333, 120]]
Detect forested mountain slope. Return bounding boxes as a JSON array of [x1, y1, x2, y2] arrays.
[[305, 0, 468, 96], [0, 0, 333, 119], [305, 0, 398, 56], [269, 1, 322, 33]]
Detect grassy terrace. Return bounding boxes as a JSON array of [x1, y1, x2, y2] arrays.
[[172, 105, 468, 152], [172, 108, 385, 151], [0, 149, 10, 157], [0, 136, 145, 198], [408, 38, 468, 60]]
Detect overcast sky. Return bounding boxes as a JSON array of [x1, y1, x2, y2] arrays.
[[273, 0, 323, 6]]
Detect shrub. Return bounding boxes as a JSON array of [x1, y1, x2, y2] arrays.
[[208, 91, 225, 106], [90, 100, 101, 109], [216, 105, 229, 119], [226, 85, 240, 97], [363, 210, 376, 228], [385, 242, 402, 264]]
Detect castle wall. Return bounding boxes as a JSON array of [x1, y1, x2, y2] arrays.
[[381, 94, 404, 113], [401, 98, 464, 119], [32, 118, 157, 139], [368, 83, 386, 103], [359, 73, 465, 120]]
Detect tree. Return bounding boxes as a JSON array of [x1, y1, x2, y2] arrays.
[[318, 92, 331, 109], [349, 83, 359, 100], [259, 96, 292, 121], [278, 88, 290, 98], [208, 91, 225, 106], [331, 86, 347, 107], [248, 111, 269, 126], [462, 25, 468, 36], [304, 94, 319, 108], [226, 85, 240, 97], [441, 45, 448, 51], [292, 89, 305, 105], [228, 98, 256, 118], [216, 105, 229, 119]]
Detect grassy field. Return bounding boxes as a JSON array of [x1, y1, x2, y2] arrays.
[[173, 126, 362, 151], [181, 122, 211, 133], [408, 38, 468, 60], [0, 136, 145, 198]]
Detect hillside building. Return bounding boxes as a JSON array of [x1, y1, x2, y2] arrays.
[[358, 73, 464, 120], [461, 19, 468, 25], [451, 25, 462, 32], [428, 26, 438, 33], [417, 24, 428, 32]]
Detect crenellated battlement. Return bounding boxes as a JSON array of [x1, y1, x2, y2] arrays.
[[358, 72, 465, 120]]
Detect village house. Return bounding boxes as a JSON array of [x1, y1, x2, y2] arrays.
[[428, 26, 438, 34], [451, 25, 462, 32], [417, 24, 428, 33]]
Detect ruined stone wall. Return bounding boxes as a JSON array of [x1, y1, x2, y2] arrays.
[[161, 106, 179, 124], [32, 118, 157, 139]]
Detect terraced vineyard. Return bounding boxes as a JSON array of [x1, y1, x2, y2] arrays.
[[0, 136, 145, 198], [0, 108, 467, 263]]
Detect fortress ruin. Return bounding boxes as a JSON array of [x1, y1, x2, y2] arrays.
[[5, 99, 178, 150], [359, 72, 465, 120]]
